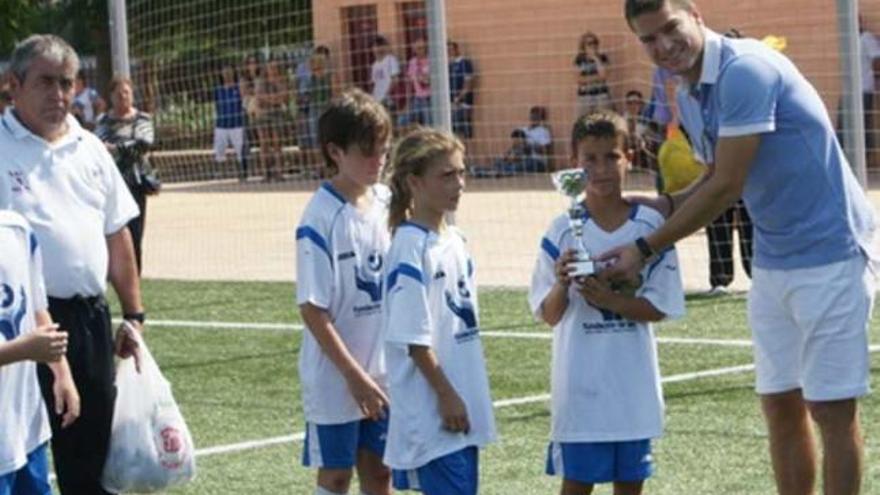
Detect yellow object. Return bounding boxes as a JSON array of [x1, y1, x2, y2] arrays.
[[658, 129, 706, 194], [762, 35, 787, 52]]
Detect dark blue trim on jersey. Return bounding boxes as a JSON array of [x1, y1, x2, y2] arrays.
[[387, 262, 424, 291], [646, 247, 673, 280], [29, 233, 38, 257], [629, 204, 640, 219], [296, 226, 332, 261], [321, 182, 347, 204], [541, 237, 560, 261], [467, 258, 474, 278], [400, 221, 430, 234]]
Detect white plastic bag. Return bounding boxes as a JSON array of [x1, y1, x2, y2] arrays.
[[101, 330, 196, 493]]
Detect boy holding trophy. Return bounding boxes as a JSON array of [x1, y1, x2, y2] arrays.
[[528, 110, 685, 495]]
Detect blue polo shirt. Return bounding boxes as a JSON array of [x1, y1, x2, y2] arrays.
[[214, 84, 244, 129], [677, 29, 877, 270]]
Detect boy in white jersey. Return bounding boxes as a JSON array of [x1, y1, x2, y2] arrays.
[[383, 129, 496, 495], [0, 210, 79, 495], [295, 89, 394, 495], [529, 111, 684, 495]]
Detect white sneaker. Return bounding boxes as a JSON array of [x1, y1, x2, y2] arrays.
[[705, 285, 729, 297]]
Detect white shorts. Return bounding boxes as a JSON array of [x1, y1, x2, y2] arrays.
[[748, 255, 875, 401], [213, 127, 245, 162]]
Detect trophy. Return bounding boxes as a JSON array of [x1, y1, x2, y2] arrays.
[[551, 168, 595, 277]]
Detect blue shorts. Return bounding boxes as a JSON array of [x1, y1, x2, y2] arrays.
[[301, 415, 388, 469], [545, 439, 653, 484], [0, 443, 51, 495], [392, 446, 478, 495]]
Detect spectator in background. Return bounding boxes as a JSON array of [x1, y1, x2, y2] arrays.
[[96, 76, 157, 274], [371, 35, 401, 112], [643, 66, 677, 173], [399, 38, 431, 128], [71, 69, 105, 131], [573, 32, 613, 117], [255, 57, 291, 182], [860, 16, 880, 164], [448, 40, 476, 140], [492, 128, 547, 175], [623, 89, 655, 174], [524, 105, 553, 171], [213, 64, 247, 181], [305, 48, 333, 175], [241, 53, 262, 172]]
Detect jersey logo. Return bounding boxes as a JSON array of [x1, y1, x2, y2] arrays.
[[0, 284, 27, 341], [8, 170, 31, 193], [354, 251, 384, 303], [446, 276, 477, 332], [598, 307, 624, 322]]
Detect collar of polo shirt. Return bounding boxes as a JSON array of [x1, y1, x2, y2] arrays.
[[685, 28, 723, 94], [2, 109, 84, 148]]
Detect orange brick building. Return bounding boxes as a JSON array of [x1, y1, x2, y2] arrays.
[[313, 0, 880, 166]]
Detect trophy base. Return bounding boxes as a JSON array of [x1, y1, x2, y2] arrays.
[[568, 258, 596, 278]]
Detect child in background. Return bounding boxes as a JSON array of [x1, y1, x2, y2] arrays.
[[383, 128, 497, 495], [0, 209, 79, 495], [295, 88, 393, 495], [528, 111, 685, 495]]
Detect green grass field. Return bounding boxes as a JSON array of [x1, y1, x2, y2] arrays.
[[107, 279, 880, 494]]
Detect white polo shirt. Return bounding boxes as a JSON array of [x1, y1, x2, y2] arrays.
[[0, 110, 139, 298]]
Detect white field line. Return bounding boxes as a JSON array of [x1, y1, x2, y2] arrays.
[[191, 361, 758, 459], [135, 319, 754, 347]]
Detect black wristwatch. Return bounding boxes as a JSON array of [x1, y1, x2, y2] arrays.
[[634, 237, 657, 261], [123, 312, 146, 324]]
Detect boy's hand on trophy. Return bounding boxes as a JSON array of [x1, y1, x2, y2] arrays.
[[555, 249, 578, 287]]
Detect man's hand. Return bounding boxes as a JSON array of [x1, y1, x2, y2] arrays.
[[114, 320, 142, 372], [438, 388, 470, 434], [21, 323, 67, 363], [52, 371, 80, 428], [576, 275, 617, 309], [346, 369, 389, 421], [596, 243, 646, 285]]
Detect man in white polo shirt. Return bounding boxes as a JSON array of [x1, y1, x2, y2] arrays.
[[601, 2, 878, 494], [0, 34, 146, 495]]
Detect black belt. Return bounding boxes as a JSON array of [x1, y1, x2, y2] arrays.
[[48, 294, 106, 308]]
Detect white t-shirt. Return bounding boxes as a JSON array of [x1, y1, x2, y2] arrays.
[[296, 182, 391, 424], [371, 54, 401, 102], [0, 111, 139, 298], [528, 205, 685, 443], [383, 222, 497, 470], [0, 210, 51, 476], [861, 31, 880, 93]]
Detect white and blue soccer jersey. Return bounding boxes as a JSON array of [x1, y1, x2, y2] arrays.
[[528, 205, 685, 443], [0, 210, 51, 477], [383, 222, 497, 470], [296, 182, 391, 424]]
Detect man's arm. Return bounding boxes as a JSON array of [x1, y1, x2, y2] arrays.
[[300, 303, 388, 420], [600, 134, 760, 281], [107, 227, 143, 318]]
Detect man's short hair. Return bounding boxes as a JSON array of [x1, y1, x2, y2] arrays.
[[318, 88, 392, 172], [624, 0, 695, 28], [374, 35, 389, 47], [9, 34, 79, 83], [314, 45, 331, 57], [571, 110, 629, 154], [510, 128, 527, 139], [626, 89, 644, 100]]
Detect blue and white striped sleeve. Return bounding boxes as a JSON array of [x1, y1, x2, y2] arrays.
[[385, 236, 432, 347], [296, 222, 333, 309], [717, 54, 782, 138]]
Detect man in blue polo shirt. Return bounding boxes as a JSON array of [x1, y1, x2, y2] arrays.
[[213, 64, 247, 181], [600, 1, 878, 493]]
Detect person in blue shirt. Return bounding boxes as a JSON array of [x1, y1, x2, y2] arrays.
[[600, 2, 878, 494], [213, 64, 248, 180], [448, 41, 476, 140]]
